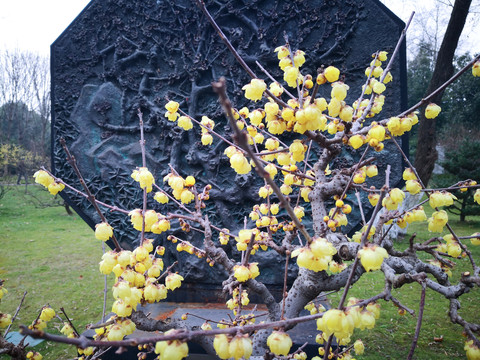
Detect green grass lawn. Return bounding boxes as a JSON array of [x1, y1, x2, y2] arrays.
[[1, 184, 479, 359], [0, 185, 111, 359]]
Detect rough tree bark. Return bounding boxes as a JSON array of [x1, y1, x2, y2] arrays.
[[414, 0, 472, 186]]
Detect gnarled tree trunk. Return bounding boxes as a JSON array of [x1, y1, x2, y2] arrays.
[[414, 0, 472, 186]]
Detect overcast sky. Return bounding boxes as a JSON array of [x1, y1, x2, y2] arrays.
[[0, 0, 478, 56], [0, 0, 91, 55]]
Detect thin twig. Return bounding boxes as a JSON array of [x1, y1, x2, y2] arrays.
[[3, 291, 27, 337], [60, 139, 122, 251], [195, 0, 289, 108], [138, 109, 148, 245], [60, 307, 80, 337], [281, 253, 290, 320], [407, 281, 426, 360]]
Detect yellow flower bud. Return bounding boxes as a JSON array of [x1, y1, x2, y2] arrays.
[[324, 66, 340, 82], [425, 103, 441, 119]]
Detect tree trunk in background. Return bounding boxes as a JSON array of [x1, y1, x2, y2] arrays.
[[414, 0, 472, 186]]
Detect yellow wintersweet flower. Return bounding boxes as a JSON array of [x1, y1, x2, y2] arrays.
[[180, 189, 195, 204], [378, 51, 388, 61], [213, 334, 231, 359], [131, 167, 155, 193], [428, 210, 448, 233], [269, 81, 284, 96], [354, 339, 365, 355], [274, 45, 290, 59], [165, 273, 184, 291], [265, 138, 279, 150], [154, 191, 169, 204], [368, 123, 386, 141], [155, 330, 189, 360], [242, 78, 266, 102], [324, 66, 340, 82], [474, 189, 480, 205], [233, 265, 250, 282], [26, 351, 42, 360], [372, 79, 386, 94], [165, 110, 178, 122], [229, 335, 252, 360], [331, 82, 349, 101], [230, 153, 251, 174], [267, 119, 286, 135], [165, 100, 179, 113], [348, 135, 364, 149], [279, 57, 292, 71], [95, 222, 114, 241], [425, 103, 441, 119], [403, 168, 417, 180], [327, 97, 341, 117], [293, 50, 306, 68], [47, 182, 65, 195], [294, 206, 305, 220], [289, 139, 305, 162], [472, 61, 480, 77], [358, 245, 388, 272], [365, 165, 378, 177], [383, 71, 393, 83], [368, 193, 380, 206], [267, 331, 292, 356], [265, 101, 279, 118], [284, 66, 300, 88], [177, 116, 193, 130], [249, 109, 264, 126], [33, 170, 54, 188], [465, 340, 480, 360], [339, 105, 353, 122], [201, 133, 213, 146], [258, 185, 273, 198], [151, 219, 170, 234], [0, 313, 12, 328], [406, 180, 422, 195]]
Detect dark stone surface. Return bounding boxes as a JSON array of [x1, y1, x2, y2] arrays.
[[51, 0, 407, 289]]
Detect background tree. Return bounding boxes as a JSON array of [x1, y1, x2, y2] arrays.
[[0, 50, 51, 177], [414, 0, 472, 185]]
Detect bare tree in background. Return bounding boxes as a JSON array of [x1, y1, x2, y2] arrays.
[[414, 0, 472, 186], [29, 54, 51, 158], [0, 49, 50, 176]]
